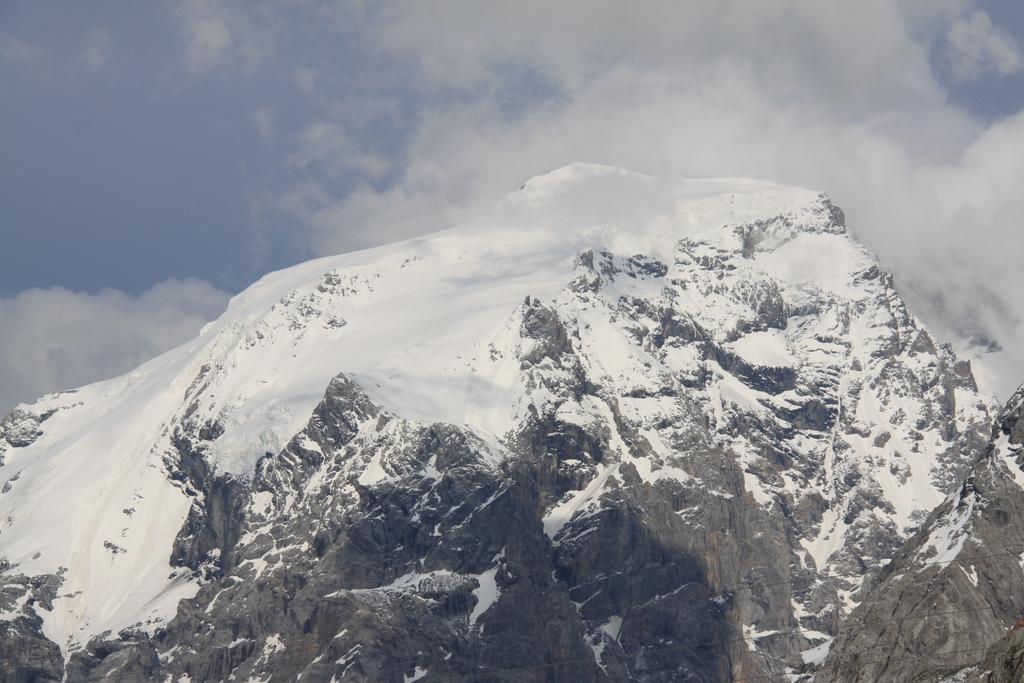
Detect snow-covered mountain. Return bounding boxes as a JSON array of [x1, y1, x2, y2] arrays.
[[0, 164, 1002, 681]]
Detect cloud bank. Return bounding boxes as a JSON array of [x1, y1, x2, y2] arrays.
[[0, 279, 229, 414]]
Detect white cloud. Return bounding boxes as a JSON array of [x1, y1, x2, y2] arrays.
[[81, 28, 112, 70], [172, 0, 273, 74], [0, 279, 229, 415], [175, 0, 232, 73], [292, 66, 316, 94], [289, 120, 392, 179], [364, 0, 950, 116], [252, 106, 273, 141], [0, 33, 44, 65], [945, 9, 1023, 80]]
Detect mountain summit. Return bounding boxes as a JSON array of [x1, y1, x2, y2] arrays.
[[0, 165, 1001, 681]]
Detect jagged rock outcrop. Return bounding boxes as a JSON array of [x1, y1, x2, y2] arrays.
[[977, 626, 1024, 683], [0, 564, 63, 683]]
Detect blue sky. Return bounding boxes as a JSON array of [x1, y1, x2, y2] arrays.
[[3, 2, 338, 295], [2, 1, 1024, 410]]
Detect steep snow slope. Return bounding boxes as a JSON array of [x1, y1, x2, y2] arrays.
[[0, 164, 995, 678]]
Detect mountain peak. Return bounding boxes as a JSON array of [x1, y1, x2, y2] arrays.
[[488, 165, 846, 273], [0, 165, 996, 681]]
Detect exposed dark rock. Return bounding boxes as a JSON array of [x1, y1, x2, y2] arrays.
[[0, 571, 64, 683]]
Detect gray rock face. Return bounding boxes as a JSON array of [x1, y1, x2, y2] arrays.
[[0, 192, 1001, 681], [0, 564, 63, 682], [0, 405, 58, 467], [977, 627, 1024, 683], [80, 375, 609, 682], [823, 385, 1024, 682]]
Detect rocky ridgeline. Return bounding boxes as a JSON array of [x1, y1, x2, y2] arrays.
[[823, 385, 1024, 682], [0, 172, 1009, 681]]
